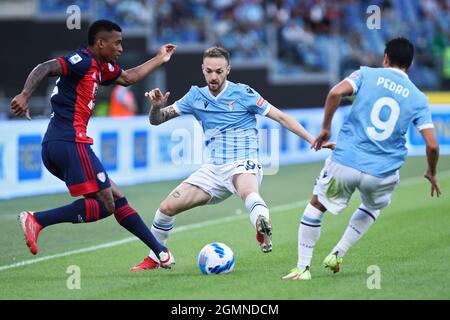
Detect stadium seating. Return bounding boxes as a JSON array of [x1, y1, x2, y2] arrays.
[[28, 0, 450, 89]]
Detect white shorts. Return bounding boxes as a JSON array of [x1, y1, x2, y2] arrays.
[[313, 157, 400, 214], [184, 159, 263, 204]]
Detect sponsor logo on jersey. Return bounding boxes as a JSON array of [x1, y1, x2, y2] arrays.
[[69, 54, 82, 65]]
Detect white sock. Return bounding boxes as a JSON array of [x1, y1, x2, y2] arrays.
[[244, 192, 269, 228], [297, 203, 325, 270], [332, 204, 380, 258], [148, 209, 176, 261]]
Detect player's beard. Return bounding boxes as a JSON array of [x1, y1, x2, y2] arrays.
[[208, 81, 223, 94]]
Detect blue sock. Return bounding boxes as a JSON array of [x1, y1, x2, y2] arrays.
[[114, 197, 166, 255], [34, 198, 110, 227]]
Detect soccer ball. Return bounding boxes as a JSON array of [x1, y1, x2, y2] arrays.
[[198, 242, 235, 275]]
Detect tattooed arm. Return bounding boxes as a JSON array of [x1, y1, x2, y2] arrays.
[[149, 105, 179, 125], [11, 59, 63, 119], [146, 88, 180, 125]]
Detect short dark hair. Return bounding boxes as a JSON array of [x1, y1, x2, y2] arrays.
[[203, 47, 230, 64], [384, 37, 414, 69], [88, 20, 122, 46]]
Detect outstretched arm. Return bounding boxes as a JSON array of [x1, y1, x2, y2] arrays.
[[266, 105, 335, 149], [312, 79, 354, 150], [115, 44, 176, 86], [421, 128, 441, 197], [146, 88, 179, 125], [266, 105, 315, 144], [10, 59, 63, 119]]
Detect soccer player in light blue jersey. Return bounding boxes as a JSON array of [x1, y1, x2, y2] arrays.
[[283, 38, 441, 280], [131, 46, 334, 270]]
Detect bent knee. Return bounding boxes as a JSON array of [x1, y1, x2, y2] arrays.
[[310, 195, 327, 212], [239, 189, 256, 201], [159, 201, 179, 216], [103, 200, 115, 216]]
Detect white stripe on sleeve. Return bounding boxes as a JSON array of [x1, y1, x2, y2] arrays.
[[417, 123, 434, 131], [344, 78, 358, 95], [262, 103, 272, 116]]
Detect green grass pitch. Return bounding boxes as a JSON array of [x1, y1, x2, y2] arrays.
[[0, 156, 449, 300]]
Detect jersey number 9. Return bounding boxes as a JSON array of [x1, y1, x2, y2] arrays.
[[367, 97, 400, 141]]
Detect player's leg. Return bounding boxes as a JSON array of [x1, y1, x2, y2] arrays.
[[151, 164, 229, 250], [104, 179, 174, 268], [232, 172, 273, 253], [131, 181, 211, 270], [33, 142, 114, 223], [283, 195, 326, 280], [283, 158, 357, 280], [328, 171, 399, 263], [152, 181, 211, 243], [19, 142, 114, 255]]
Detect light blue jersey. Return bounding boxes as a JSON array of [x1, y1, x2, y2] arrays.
[[332, 67, 434, 177], [173, 81, 271, 164]]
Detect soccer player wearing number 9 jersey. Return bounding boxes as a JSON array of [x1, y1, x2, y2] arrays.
[[283, 37, 441, 281]]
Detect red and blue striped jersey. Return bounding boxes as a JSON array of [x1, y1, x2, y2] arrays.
[[43, 47, 122, 145]]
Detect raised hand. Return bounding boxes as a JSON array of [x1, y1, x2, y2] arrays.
[[145, 88, 170, 109], [157, 44, 177, 63]]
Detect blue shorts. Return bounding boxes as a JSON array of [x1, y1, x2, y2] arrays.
[[42, 141, 111, 197]]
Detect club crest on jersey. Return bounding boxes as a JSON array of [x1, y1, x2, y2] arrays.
[[97, 172, 106, 183], [225, 100, 235, 111], [69, 54, 82, 65], [108, 63, 115, 72]]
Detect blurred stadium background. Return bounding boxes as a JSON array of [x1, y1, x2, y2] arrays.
[[1, 0, 450, 119], [0, 0, 450, 300], [1, 0, 449, 196]]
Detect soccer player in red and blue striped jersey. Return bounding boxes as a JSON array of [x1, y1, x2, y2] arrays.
[[10, 20, 176, 269]]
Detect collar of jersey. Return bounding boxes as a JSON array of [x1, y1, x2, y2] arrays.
[[387, 67, 409, 79], [206, 80, 229, 100], [84, 47, 102, 69]]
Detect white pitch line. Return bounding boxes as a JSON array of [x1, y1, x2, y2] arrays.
[[1, 170, 448, 272], [0, 200, 308, 272], [0, 238, 137, 272]]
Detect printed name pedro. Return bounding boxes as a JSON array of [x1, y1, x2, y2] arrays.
[[171, 304, 279, 317]]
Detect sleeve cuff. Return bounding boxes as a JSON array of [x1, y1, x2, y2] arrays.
[[262, 103, 272, 116], [344, 78, 358, 95], [56, 57, 68, 76], [417, 123, 434, 131]]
